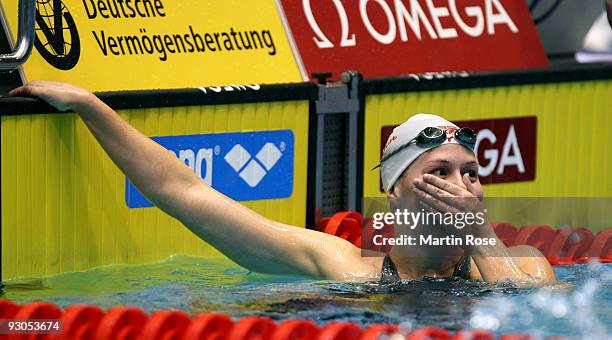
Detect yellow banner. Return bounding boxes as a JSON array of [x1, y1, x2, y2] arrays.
[[1, 0, 301, 91], [2, 101, 310, 280]]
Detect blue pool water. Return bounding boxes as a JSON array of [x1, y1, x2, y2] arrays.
[[2, 256, 610, 338]]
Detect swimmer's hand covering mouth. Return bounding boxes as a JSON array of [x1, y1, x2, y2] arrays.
[[413, 174, 484, 215], [412, 173, 488, 239], [408, 173, 555, 285]]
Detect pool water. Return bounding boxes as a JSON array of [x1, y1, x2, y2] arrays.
[[2, 256, 610, 338]]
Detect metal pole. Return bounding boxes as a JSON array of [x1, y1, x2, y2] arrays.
[[342, 71, 361, 212], [313, 72, 361, 222], [0, 0, 36, 70]]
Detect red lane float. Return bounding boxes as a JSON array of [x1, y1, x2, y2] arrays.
[[141, 310, 191, 340], [358, 324, 399, 340], [589, 230, 612, 263], [361, 217, 394, 254], [59, 305, 104, 340], [13, 302, 62, 321], [491, 223, 518, 247], [512, 224, 557, 255], [0, 300, 19, 319], [405, 327, 452, 339], [546, 227, 594, 265], [316, 322, 362, 340], [317, 211, 362, 247], [0, 300, 575, 339], [6, 302, 62, 340], [95, 307, 148, 340], [227, 316, 276, 340], [271, 320, 319, 340], [182, 313, 232, 340]]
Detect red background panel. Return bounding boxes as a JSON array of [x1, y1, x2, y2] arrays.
[[279, 0, 548, 79]]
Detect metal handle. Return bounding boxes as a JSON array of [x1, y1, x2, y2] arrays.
[[0, 0, 36, 70]]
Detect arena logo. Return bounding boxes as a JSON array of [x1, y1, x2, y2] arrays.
[[126, 130, 294, 208], [224, 142, 285, 187], [34, 0, 81, 70], [379, 116, 536, 191]]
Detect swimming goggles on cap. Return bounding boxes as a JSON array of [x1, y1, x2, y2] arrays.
[[372, 126, 477, 169]]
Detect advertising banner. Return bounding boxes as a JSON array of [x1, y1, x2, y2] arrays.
[[277, 0, 549, 80], [126, 130, 295, 208], [1, 0, 302, 91]]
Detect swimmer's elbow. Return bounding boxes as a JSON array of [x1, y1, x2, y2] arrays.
[[488, 269, 555, 287], [515, 272, 556, 287], [518, 256, 557, 286], [528, 261, 557, 285], [510, 245, 557, 285]]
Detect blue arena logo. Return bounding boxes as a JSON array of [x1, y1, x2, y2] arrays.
[[126, 130, 294, 208]]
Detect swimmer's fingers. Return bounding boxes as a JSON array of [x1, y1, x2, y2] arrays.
[[411, 186, 459, 215], [9, 82, 67, 110], [9, 81, 91, 111], [416, 175, 483, 214], [413, 176, 461, 208], [421, 174, 467, 196], [422, 174, 483, 209], [416, 197, 437, 214], [8, 86, 24, 97], [8, 83, 44, 98], [9, 80, 59, 96], [462, 173, 479, 197]]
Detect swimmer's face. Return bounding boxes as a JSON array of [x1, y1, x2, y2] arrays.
[[388, 144, 483, 207]]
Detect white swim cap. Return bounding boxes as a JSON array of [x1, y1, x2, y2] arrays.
[[379, 113, 475, 193]]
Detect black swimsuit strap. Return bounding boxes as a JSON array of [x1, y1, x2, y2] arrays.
[[380, 256, 401, 284], [452, 255, 472, 279], [380, 255, 471, 282]]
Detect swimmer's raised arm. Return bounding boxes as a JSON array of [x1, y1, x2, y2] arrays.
[[10, 81, 375, 280]]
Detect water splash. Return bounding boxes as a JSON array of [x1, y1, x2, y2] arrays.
[[468, 262, 611, 338]]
